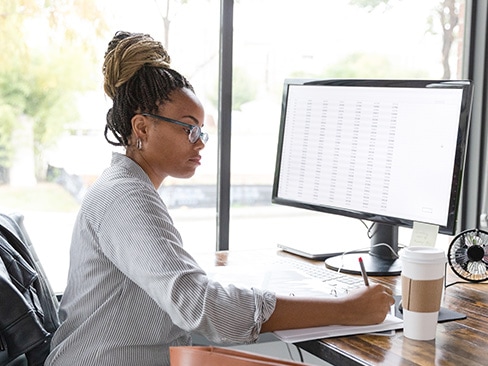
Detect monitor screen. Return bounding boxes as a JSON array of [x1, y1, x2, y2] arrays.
[[272, 79, 473, 275]]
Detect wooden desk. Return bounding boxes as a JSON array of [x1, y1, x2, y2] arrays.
[[296, 271, 488, 366], [197, 249, 488, 366]]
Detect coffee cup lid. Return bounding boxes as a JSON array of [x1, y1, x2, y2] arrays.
[[399, 246, 446, 263]]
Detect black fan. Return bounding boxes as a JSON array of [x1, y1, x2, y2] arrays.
[[448, 229, 488, 282]]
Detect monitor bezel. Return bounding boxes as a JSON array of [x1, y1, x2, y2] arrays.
[[272, 78, 473, 236]]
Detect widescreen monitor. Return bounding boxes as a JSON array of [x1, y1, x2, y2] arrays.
[[272, 79, 473, 275]]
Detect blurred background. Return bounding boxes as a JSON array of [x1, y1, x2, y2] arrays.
[[0, 0, 465, 293]]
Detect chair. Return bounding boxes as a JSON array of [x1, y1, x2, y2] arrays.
[[0, 212, 60, 366], [169, 346, 311, 365]]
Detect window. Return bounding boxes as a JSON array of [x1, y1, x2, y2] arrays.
[[228, 0, 468, 252], [0, 0, 469, 293]]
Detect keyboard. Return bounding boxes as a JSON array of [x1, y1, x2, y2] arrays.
[[206, 256, 364, 298], [272, 257, 365, 297]]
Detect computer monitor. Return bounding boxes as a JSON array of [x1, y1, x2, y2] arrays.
[[272, 79, 473, 275]]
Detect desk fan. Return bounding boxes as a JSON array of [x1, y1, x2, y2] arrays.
[[448, 229, 488, 282]]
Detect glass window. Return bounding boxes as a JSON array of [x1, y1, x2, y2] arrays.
[[229, 0, 467, 253], [0, 0, 467, 294], [0, 0, 220, 293]]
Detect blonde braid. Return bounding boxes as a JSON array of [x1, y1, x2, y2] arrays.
[[102, 31, 194, 147], [103, 32, 171, 100]]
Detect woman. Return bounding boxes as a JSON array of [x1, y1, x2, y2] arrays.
[[45, 31, 394, 366]]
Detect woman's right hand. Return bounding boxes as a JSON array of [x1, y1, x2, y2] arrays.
[[338, 283, 395, 325]]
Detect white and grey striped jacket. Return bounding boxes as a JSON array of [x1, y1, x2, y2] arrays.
[[45, 152, 276, 366]]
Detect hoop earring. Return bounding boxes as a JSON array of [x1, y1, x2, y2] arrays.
[[136, 138, 142, 150]]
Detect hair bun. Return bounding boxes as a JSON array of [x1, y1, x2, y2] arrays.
[[103, 31, 171, 99]]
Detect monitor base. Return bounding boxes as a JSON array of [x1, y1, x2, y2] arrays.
[[325, 252, 401, 276]]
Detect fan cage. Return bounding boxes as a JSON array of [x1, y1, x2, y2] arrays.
[[448, 229, 488, 283]]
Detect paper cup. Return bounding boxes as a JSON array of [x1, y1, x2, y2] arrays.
[[400, 246, 446, 341]]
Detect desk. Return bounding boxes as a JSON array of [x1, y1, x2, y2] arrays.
[[196, 249, 488, 366]]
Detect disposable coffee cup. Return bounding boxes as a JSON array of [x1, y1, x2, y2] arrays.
[[399, 246, 446, 341]]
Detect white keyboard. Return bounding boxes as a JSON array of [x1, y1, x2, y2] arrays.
[[206, 256, 364, 298], [273, 257, 365, 296]]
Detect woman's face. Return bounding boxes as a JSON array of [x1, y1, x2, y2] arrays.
[[130, 87, 206, 187]]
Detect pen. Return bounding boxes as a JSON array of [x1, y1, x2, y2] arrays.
[[358, 257, 369, 286]]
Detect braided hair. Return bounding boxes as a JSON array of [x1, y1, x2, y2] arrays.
[[102, 31, 194, 147]]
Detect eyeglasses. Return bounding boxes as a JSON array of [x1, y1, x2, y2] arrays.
[[141, 113, 209, 144]]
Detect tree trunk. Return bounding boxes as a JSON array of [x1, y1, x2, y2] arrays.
[[9, 114, 37, 187], [440, 0, 459, 79]]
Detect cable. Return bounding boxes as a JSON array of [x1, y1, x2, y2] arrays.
[[359, 219, 372, 237], [445, 280, 488, 288], [285, 343, 294, 360], [285, 343, 305, 362], [360, 220, 404, 257], [371, 243, 400, 258], [328, 242, 400, 274], [294, 345, 305, 362]]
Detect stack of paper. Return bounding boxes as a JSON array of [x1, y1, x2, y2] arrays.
[[273, 313, 403, 343]]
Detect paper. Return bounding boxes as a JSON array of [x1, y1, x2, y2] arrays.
[[205, 259, 403, 343], [409, 222, 439, 247], [205, 262, 361, 298], [273, 313, 403, 343]]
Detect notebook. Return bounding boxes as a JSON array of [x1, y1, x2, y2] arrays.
[[205, 257, 404, 342]]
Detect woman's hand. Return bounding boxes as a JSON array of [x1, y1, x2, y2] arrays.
[[262, 282, 395, 332], [338, 283, 395, 325]]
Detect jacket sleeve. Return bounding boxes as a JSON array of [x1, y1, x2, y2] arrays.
[[0, 236, 51, 359]]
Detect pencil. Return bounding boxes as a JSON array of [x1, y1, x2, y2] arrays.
[[358, 257, 369, 286]]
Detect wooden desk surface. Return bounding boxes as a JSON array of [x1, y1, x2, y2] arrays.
[[197, 249, 488, 366]]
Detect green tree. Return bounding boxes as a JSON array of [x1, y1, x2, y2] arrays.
[[0, 0, 107, 184], [350, 0, 462, 79], [323, 53, 428, 79], [207, 67, 258, 111]]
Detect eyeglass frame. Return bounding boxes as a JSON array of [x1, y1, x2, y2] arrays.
[[141, 113, 208, 144]]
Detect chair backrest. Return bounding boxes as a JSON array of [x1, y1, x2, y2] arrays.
[[0, 212, 60, 366], [1, 213, 60, 306], [169, 346, 312, 366]]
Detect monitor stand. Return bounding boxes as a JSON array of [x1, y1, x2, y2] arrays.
[[324, 222, 402, 276]]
